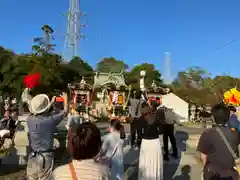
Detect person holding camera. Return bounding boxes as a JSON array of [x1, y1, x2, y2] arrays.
[[26, 92, 68, 180]]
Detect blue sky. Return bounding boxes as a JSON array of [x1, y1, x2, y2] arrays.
[[1, 0, 240, 79]]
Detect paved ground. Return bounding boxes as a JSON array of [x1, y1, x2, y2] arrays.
[[0, 122, 204, 180], [123, 129, 203, 180]]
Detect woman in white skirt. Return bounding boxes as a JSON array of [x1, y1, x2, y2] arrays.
[[138, 103, 163, 180]]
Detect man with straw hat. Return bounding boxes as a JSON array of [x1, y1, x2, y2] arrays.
[[26, 92, 68, 180]]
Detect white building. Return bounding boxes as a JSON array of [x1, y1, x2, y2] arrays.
[[161, 93, 189, 122]]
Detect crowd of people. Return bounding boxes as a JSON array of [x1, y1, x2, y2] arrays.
[[0, 88, 181, 180], [0, 103, 18, 146], [0, 89, 183, 180]]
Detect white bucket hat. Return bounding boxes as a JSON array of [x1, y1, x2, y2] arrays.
[[29, 94, 52, 115]]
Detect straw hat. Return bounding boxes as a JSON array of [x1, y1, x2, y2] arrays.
[[29, 94, 52, 115]]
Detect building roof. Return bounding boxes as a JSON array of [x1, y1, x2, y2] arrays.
[[74, 77, 92, 90], [94, 72, 127, 89], [146, 80, 170, 94]]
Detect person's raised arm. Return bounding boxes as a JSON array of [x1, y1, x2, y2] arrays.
[[52, 92, 69, 126], [66, 114, 73, 130]]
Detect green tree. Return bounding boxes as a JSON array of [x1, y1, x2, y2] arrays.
[[173, 66, 210, 90], [67, 56, 94, 84], [127, 63, 162, 90], [27, 53, 63, 94], [0, 47, 19, 96], [32, 25, 56, 55], [171, 67, 240, 105], [96, 57, 128, 73]]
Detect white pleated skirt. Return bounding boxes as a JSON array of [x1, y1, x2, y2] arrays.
[[138, 138, 163, 180]]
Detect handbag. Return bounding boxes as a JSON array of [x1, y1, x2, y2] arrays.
[[99, 141, 120, 168], [216, 127, 240, 177]]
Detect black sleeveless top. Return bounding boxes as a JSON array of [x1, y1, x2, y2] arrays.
[[140, 116, 163, 140]]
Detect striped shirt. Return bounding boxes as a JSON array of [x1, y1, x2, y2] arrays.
[[52, 159, 109, 180]]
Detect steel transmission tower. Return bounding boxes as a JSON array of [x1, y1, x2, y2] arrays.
[[63, 0, 86, 60], [163, 52, 173, 84]]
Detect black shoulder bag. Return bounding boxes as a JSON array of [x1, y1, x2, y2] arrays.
[[216, 127, 240, 178]]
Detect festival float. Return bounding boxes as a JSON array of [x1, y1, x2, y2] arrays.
[[69, 77, 93, 120], [147, 80, 170, 105], [93, 71, 131, 122]]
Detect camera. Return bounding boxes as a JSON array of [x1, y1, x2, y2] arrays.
[[55, 97, 64, 102]]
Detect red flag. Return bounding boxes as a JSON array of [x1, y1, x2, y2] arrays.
[[24, 72, 40, 89]]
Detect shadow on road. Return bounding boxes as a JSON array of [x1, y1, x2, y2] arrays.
[[172, 165, 191, 180], [124, 130, 189, 180], [163, 130, 189, 180], [0, 146, 26, 179], [123, 147, 140, 180]]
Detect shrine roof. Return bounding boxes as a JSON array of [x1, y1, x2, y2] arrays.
[[93, 72, 127, 88], [146, 86, 170, 94], [73, 79, 92, 90]]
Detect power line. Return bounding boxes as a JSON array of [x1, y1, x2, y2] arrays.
[[216, 36, 240, 52]]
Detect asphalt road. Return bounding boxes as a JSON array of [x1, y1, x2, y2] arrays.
[[58, 119, 205, 134], [0, 121, 205, 180]]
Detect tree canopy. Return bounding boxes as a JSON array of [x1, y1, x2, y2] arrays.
[[0, 25, 239, 105], [126, 63, 162, 89], [96, 57, 128, 73]]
